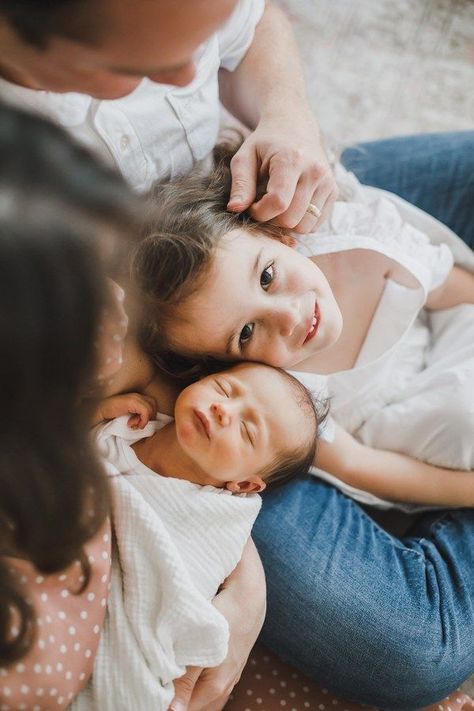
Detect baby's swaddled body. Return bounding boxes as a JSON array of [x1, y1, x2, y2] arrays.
[[73, 415, 261, 711]]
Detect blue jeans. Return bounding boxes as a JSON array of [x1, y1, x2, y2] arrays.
[[341, 132, 474, 248], [252, 132, 474, 709]]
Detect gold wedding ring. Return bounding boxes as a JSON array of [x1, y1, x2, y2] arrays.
[[306, 202, 321, 218]]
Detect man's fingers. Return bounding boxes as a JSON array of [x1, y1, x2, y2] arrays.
[[267, 172, 319, 229], [227, 147, 258, 212], [169, 666, 203, 711], [293, 178, 339, 234], [250, 153, 300, 223]]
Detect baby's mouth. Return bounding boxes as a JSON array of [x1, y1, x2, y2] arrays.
[[194, 409, 211, 440], [302, 302, 321, 345]]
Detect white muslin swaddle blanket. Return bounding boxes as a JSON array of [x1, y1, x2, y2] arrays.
[[73, 415, 261, 711]]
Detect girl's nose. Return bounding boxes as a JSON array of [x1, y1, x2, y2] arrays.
[[275, 301, 301, 337], [210, 401, 233, 426]]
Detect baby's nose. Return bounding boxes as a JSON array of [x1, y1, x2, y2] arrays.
[[210, 401, 233, 426]]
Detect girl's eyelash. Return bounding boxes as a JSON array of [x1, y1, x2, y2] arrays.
[[237, 261, 277, 352], [260, 261, 276, 290], [238, 323, 254, 352]]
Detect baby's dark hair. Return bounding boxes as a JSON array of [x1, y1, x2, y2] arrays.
[[133, 143, 287, 380], [254, 368, 327, 488]]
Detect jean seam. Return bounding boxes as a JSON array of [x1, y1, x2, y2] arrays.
[[411, 512, 454, 547], [373, 526, 425, 562]]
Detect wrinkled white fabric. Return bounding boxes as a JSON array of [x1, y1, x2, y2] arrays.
[[73, 415, 261, 710], [293, 171, 474, 511]]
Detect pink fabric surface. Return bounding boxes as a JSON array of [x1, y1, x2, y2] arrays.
[[0, 520, 111, 710], [226, 643, 474, 711]]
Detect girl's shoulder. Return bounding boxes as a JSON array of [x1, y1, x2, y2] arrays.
[[296, 191, 453, 294]]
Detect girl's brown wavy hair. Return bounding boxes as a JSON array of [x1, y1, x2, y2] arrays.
[[134, 143, 286, 381]]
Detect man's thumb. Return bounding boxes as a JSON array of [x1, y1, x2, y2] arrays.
[[227, 145, 258, 212], [169, 666, 202, 711]]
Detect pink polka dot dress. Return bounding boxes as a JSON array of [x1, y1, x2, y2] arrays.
[[0, 520, 111, 710], [226, 643, 474, 711]]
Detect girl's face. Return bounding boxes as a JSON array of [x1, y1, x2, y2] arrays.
[[166, 228, 343, 368], [173, 363, 311, 488]]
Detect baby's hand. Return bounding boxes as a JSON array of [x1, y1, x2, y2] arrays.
[[96, 393, 157, 429]]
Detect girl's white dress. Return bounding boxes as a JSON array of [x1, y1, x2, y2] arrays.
[[293, 170, 474, 510]]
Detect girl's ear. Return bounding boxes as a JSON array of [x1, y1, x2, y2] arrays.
[[225, 477, 266, 494]]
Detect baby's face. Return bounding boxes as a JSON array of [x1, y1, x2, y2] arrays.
[[165, 228, 342, 368], [173, 363, 312, 487]]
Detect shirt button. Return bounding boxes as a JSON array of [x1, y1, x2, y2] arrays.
[[120, 135, 130, 151]]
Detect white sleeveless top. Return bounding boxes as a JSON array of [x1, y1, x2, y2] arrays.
[[291, 174, 459, 509], [293, 195, 453, 434]]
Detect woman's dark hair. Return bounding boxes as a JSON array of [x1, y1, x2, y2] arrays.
[[0, 103, 141, 664], [134, 144, 286, 380]]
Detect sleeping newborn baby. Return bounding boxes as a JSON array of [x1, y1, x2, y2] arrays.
[[102, 361, 319, 496], [74, 363, 319, 711]]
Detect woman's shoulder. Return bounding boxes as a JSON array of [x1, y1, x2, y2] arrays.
[[0, 522, 111, 709]]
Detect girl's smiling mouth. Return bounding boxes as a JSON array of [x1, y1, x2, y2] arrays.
[[303, 302, 321, 346]]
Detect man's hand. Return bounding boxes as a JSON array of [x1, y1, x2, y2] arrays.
[[227, 113, 338, 234], [219, 4, 338, 235], [170, 539, 266, 711]]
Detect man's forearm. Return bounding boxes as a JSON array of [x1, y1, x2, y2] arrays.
[[219, 3, 315, 130]]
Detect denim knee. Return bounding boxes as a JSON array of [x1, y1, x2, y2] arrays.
[[368, 639, 473, 709], [261, 593, 472, 709], [254, 479, 474, 709]]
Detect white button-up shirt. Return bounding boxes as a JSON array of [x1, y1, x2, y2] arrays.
[[0, 0, 264, 192]]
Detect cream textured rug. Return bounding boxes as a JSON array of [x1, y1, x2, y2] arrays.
[[277, 0, 474, 697], [278, 0, 473, 144]]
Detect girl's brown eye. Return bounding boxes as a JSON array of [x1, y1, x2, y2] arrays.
[[260, 263, 274, 290], [239, 323, 254, 347]]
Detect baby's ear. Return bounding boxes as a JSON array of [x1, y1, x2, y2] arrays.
[[226, 478, 266, 494]]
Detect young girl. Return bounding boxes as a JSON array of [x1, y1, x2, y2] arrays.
[[132, 147, 474, 511]]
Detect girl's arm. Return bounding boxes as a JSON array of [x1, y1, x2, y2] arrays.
[[317, 423, 474, 508], [426, 265, 474, 310]]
